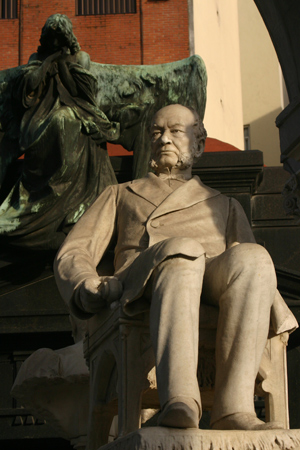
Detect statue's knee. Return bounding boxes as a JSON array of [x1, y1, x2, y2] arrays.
[[231, 243, 275, 280], [235, 242, 272, 262]]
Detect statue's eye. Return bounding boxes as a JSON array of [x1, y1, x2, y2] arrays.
[[152, 131, 161, 138]]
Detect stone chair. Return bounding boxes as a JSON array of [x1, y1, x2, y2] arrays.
[[83, 275, 290, 450]]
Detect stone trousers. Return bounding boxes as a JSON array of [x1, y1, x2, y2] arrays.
[[147, 241, 277, 424]]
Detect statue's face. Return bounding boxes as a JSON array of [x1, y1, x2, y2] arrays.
[[41, 14, 72, 52], [47, 27, 69, 51], [150, 105, 197, 172]]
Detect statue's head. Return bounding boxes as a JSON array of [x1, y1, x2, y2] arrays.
[[149, 104, 207, 174], [38, 14, 80, 55]]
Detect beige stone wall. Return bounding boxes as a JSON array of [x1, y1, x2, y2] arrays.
[[191, 0, 284, 166], [192, 0, 244, 150]]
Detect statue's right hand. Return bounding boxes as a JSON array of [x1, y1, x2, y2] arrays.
[[79, 278, 106, 314], [61, 46, 69, 55], [44, 49, 64, 64]]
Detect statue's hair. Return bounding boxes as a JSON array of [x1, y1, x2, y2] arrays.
[[38, 14, 81, 55], [185, 106, 207, 157]]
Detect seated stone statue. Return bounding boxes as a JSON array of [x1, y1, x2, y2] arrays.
[[54, 104, 297, 430]]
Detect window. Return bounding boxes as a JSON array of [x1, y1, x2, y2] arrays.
[[76, 0, 136, 15], [244, 125, 251, 151], [0, 0, 17, 19]]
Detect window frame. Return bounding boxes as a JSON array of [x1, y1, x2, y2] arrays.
[[76, 0, 137, 16], [0, 0, 18, 19]]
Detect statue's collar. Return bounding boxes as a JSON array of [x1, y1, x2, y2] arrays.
[[127, 172, 220, 210], [157, 172, 192, 182]]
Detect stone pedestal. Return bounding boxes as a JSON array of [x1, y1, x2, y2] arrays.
[[98, 427, 300, 450]]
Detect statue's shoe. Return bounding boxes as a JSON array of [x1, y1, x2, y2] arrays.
[[158, 397, 200, 429], [212, 413, 284, 430]]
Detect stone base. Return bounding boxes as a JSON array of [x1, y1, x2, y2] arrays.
[[99, 427, 300, 450]]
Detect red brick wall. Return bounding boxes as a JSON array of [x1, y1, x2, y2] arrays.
[[73, 12, 141, 64], [0, 18, 19, 69], [0, 0, 190, 70], [142, 0, 190, 65]]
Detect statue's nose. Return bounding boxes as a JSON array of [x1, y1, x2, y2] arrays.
[[160, 131, 172, 144]]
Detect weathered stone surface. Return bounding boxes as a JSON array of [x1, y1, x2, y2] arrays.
[[11, 341, 89, 441], [100, 427, 300, 450]]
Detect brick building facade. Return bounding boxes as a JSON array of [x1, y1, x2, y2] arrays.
[[0, 0, 190, 70]]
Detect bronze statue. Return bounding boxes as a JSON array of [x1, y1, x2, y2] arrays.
[[0, 14, 119, 249]]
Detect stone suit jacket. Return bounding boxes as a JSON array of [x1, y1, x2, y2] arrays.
[[54, 173, 298, 333]]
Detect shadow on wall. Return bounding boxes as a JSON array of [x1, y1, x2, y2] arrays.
[[246, 108, 282, 167]]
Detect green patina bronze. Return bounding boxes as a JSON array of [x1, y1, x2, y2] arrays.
[[0, 14, 207, 250], [91, 55, 207, 178]]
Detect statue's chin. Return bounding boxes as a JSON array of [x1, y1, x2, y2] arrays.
[[149, 152, 194, 172], [150, 154, 179, 172]]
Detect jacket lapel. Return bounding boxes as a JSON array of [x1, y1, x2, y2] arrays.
[[128, 172, 220, 215], [150, 176, 220, 219], [128, 172, 173, 207]]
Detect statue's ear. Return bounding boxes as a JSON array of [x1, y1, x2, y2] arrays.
[[195, 137, 206, 158]]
